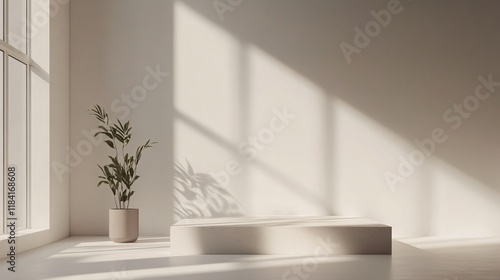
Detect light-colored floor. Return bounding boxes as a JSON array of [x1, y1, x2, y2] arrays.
[[0, 236, 499, 280]]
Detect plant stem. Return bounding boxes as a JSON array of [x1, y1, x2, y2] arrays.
[[122, 143, 126, 164], [113, 192, 118, 209]]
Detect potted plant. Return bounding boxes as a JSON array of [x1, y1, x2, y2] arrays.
[[89, 105, 156, 243]]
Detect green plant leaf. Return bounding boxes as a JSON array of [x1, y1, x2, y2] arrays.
[[121, 192, 128, 202], [90, 104, 156, 208], [104, 140, 114, 148], [97, 180, 108, 187]]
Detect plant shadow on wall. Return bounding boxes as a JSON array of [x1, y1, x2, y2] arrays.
[[174, 160, 244, 220]]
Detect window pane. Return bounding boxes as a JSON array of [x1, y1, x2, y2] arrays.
[[8, 57, 27, 230], [8, 0, 27, 53]]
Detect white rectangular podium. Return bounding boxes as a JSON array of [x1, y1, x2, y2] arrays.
[[170, 216, 392, 255]]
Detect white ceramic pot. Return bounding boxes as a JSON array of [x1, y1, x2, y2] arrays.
[[109, 208, 139, 243]]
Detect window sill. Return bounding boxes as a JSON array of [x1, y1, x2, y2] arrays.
[[0, 228, 49, 240]]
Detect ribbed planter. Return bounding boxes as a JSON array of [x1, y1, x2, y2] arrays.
[[109, 208, 139, 243]]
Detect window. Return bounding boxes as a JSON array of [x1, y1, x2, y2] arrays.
[[1, 0, 50, 234]]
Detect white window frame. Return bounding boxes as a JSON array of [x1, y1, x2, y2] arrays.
[[1, 0, 50, 234]]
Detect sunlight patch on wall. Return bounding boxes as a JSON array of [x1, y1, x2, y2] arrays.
[[174, 111, 234, 171], [333, 99, 500, 237], [174, 1, 331, 216], [334, 99, 433, 236], [243, 45, 328, 215], [174, 1, 240, 143], [174, 1, 246, 216]]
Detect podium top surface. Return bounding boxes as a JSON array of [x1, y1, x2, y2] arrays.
[[173, 216, 391, 228]]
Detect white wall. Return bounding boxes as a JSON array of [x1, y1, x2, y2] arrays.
[[70, 0, 173, 236], [48, 0, 71, 242], [71, 0, 500, 237]]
